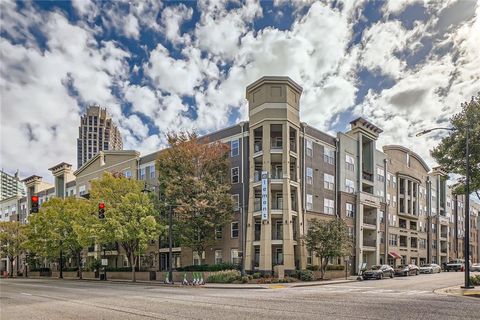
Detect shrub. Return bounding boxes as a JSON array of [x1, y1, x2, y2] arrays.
[[206, 269, 241, 283], [307, 265, 320, 271], [326, 264, 345, 271], [30, 267, 51, 272], [470, 275, 480, 286], [252, 272, 261, 279], [294, 270, 315, 281], [177, 263, 240, 272]]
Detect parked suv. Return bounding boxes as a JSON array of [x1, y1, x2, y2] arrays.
[[362, 265, 395, 280]]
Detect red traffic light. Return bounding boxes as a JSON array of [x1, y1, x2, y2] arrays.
[[99, 203, 105, 209], [31, 196, 39, 203]]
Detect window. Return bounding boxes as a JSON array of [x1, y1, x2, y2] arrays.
[[324, 147, 335, 165], [392, 176, 397, 188], [324, 173, 334, 190], [419, 239, 426, 249], [346, 203, 355, 218], [150, 165, 155, 178], [231, 167, 239, 183], [215, 226, 223, 239], [306, 167, 313, 185], [139, 167, 146, 180], [79, 185, 86, 196], [348, 227, 354, 239], [345, 154, 354, 171], [232, 194, 239, 211], [388, 213, 397, 227], [393, 195, 397, 208], [306, 139, 313, 157], [231, 222, 239, 238], [380, 232, 385, 244], [345, 179, 355, 193], [377, 166, 385, 182], [406, 153, 411, 167], [324, 198, 334, 215], [231, 249, 240, 265], [306, 194, 313, 211], [124, 170, 132, 178], [231, 140, 239, 157], [389, 234, 398, 246], [387, 193, 391, 205], [193, 251, 205, 265], [379, 210, 385, 223], [215, 250, 222, 264]]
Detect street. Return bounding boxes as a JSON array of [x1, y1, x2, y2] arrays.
[[1, 272, 479, 320]]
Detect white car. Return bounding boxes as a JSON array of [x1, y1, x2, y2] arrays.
[[419, 263, 442, 274], [471, 263, 480, 272]]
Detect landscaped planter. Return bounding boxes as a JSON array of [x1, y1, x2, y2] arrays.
[[313, 269, 346, 280], [82, 272, 97, 280], [156, 271, 212, 283], [107, 271, 155, 281], [29, 270, 52, 277], [62, 271, 79, 279]]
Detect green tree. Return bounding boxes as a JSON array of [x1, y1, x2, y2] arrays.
[[157, 132, 234, 264], [431, 93, 480, 199], [0, 221, 26, 277], [304, 218, 351, 279], [24, 197, 95, 279], [89, 172, 163, 282]]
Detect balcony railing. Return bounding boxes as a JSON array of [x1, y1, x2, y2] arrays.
[[363, 216, 376, 225], [271, 141, 283, 149], [254, 142, 262, 153], [363, 239, 376, 247], [254, 171, 261, 182], [441, 233, 448, 238], [362, 171, 374, 181]]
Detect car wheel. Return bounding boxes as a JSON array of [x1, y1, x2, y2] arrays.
[[379, 273, 383, 280], [430, 270, 434, 274], [416, 270, 419, 276], [390, 272, 394, 278]]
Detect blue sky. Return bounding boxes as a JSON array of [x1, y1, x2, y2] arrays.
[[1, 0, 479, 181]]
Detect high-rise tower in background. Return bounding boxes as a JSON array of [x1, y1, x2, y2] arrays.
[[77, 105, 123, 168], [0, 170, 26, 201]]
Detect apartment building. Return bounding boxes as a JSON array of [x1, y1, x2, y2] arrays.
[[77, 105, 123, 169], [4, 76, 480, 275], [1, 170, 26, 201]]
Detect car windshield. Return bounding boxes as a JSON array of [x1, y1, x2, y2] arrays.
[[370, 266, 381, 270]]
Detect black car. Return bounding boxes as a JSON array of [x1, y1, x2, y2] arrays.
[[394, 264, 419, 276], [362, 265, 395, 280]]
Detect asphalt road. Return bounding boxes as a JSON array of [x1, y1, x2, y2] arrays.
[[1, 272, 479, 320]]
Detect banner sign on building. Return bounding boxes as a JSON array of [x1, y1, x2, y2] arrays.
[[261, 171, 269, 220]]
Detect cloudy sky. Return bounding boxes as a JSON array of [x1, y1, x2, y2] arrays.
[[1, 0, 479, 183]]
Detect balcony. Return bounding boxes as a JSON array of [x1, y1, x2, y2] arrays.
[[362, 171, 374, 182], [363, 216, 376, 226], [441, 233, 448, 239], [363, 239, 376, 247]]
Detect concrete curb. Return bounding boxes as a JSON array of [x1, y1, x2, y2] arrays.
[[434, 285, 480, 301]]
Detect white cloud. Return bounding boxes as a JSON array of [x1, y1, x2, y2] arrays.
[[161, 4, 193, 45]]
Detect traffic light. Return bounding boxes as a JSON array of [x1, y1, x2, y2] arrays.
[[98, 202, 105, 219], [31, 196, 39, 213]]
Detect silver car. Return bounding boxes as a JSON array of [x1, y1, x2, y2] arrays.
[[471, 263, 480, 272], [419, 263, 441, 274]]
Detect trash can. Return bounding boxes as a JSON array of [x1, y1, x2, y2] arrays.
[[99, 273, 106, 281]]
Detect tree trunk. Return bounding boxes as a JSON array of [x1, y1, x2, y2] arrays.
[[9, 257, 14, 278], [77, 251, 83, 280], [320, 257, 328, 280], [130, 252, 136, 282]]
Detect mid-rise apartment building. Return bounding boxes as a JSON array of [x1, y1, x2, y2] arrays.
[[77, 105, 123, 169], [2, 76, 479, 275]]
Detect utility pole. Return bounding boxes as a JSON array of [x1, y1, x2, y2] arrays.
[[461, 127, 473, 289], [168, 205, 173, 284]]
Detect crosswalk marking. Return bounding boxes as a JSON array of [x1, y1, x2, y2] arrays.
[[298, 286, 434, 296]]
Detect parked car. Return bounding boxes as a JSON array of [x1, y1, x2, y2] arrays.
[[394, 264, 419, 276], [419, 263, 441, 274], [445, 259, 464, 272], [471, 263, 480, 272], [362, 265, 395, 280]]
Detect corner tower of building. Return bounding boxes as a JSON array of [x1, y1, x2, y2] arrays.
[[244, 76, 304, 275]]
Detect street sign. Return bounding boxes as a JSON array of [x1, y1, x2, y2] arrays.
[[101, 259, 108, 266], [261, 171, 269, 220]]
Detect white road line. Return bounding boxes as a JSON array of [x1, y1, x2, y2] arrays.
[[21, 293, 32, 296]]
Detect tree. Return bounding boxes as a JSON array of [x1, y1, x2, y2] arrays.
[[24, 197, 95, 279], [0, 221, 26, 277], [431, 93, 480, 199], [89, 172, 163, 282], [303, 218, 351, 279], [157, 132, 234, 264]]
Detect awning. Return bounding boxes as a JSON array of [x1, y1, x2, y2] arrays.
[[389, 252, 401, 259]]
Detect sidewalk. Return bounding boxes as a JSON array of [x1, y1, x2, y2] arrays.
[[434, 285, 480, 300], [22, 275, 358, 289], [101, 276, 358, 289]]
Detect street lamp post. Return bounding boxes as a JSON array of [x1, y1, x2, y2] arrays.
[[416, 126, 474, 289]]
